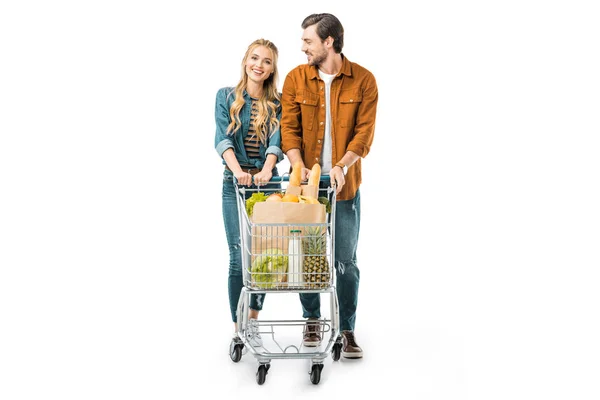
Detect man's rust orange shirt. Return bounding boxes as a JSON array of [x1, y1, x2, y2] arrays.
[[281, 55, 378, 201]]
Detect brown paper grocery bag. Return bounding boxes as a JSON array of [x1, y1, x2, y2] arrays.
[[249, 202, 326, 289], [252, 202, 326, 225], [251, 202, 326, 260], [285, 185, 302, 196]]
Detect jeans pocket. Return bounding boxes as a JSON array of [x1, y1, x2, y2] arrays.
[[223, 170, 234, 182]]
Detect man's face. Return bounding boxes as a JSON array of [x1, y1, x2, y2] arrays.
[[301, 25, 328, 67]]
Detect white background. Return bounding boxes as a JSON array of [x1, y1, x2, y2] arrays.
[[1, 1, 599, 399]]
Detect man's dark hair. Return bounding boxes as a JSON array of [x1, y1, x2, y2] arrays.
[[301, 13, 344, 54]]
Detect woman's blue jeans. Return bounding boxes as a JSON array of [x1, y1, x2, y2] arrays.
[[222, 170, 279, 323], [299, 189, 361, 332]]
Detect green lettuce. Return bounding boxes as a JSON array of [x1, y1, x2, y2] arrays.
[[246, 192, 269, 217], [318, 196, 331, 214], [251, 248, 288, 289]]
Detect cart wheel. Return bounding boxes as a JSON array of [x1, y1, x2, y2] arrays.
[[229, 337, 244, 363], [310, 364, 323, 384], [331, 342, 342, 361], [230, 343, 243, 363], [256, 364, 269, 385]]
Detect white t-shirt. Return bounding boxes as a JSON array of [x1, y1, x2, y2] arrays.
[[318, 69, 336, 173]]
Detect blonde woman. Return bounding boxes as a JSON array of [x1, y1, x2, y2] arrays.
[[214, 39, 282, 354]]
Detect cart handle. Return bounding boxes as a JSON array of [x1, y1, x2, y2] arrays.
[[233, 175, 332, 185], [234, 174, 337, 196], [267, 175, 331, 183]]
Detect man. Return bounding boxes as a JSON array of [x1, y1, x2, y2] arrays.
[[281, 13, 378, 359]]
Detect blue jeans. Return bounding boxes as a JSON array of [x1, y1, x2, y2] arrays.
[[222, 169, 280, 322], [299, 189, 361, 331]]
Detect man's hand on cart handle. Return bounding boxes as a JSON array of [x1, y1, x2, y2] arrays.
[[301, 167, 311, 182], [330, 167, 345, 194]]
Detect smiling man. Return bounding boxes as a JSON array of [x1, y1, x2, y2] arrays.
[[281, 13, 379, 359]]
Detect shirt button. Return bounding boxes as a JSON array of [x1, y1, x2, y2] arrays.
[[315, 157, 319, 162], [321, 104, 324, 107], [317, 140, 321, 143], [303, 100, 306, 104], [320, 122, 323, 125], [350, 99, 354, 102]]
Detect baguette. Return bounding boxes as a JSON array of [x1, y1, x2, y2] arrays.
[[289, 162, 303, 187], [308, 163, 321, 186]]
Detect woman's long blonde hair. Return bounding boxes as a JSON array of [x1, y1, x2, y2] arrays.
[[226, 39, 280, 144]]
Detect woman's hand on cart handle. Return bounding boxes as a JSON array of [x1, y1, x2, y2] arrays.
[[252, 170, 273, 187], [233, 171, 253, 187]]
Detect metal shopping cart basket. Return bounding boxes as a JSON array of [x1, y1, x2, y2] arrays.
[[229, 175, 342, 385]]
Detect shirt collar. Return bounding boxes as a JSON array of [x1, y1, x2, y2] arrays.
[[309, 53, 352, 80]]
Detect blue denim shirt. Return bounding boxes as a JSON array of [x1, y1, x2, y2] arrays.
[[214, 87, 283, 169]]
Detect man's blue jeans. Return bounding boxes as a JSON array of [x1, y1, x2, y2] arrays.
[[299, 189, 361, 331]]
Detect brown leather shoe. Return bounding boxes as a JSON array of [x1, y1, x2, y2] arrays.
[[302, 319, 322, 347], [342, 330, 363, 358]]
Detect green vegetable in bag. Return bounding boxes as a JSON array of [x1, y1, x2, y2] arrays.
[[318, 196, 331, 214], [246, 192, 269, 216], [251, 248, 288, 289]]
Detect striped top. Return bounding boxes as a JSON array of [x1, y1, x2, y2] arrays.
[[244, 98, 261, 160]]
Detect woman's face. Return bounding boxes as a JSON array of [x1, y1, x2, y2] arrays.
[[245, 45, 274, 85]]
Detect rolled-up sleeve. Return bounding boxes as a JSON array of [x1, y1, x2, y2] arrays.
[[346, 73, 378, 158], [214, 88, 234, 157], [266, 143, 283, 162]]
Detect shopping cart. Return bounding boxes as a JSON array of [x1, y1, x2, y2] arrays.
[[229, 175, 342, 385]]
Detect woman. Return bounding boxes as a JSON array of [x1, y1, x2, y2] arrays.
[[214, 39, 282, 351]]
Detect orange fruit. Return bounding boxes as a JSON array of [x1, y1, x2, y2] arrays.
[[266, 193, 283, 202], [281, 193, 299, 203]]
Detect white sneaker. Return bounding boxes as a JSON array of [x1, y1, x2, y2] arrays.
[[231, 333, 248, 355], [247, 319, 263, 347]]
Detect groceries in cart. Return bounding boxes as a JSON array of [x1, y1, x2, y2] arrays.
[[242, 163, 333, 290], [247, 226, 331, 290]]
